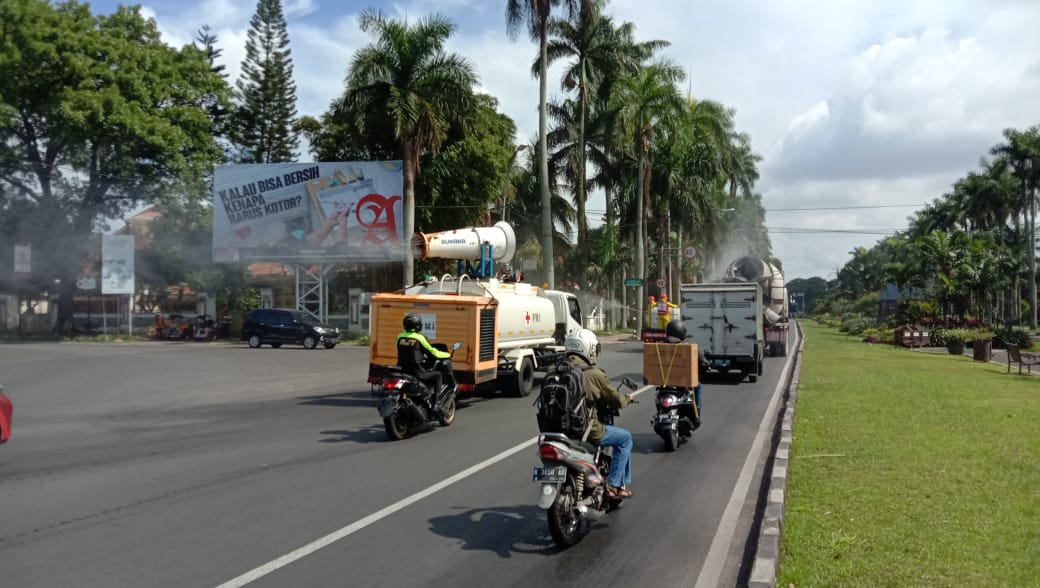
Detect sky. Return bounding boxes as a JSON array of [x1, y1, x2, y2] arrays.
[[91, 0, 1040, 281]]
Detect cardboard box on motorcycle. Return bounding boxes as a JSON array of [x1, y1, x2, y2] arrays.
[[643, 342, 699, 388]]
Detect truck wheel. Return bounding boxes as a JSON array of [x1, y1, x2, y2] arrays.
[[511, 358, 535, 397], [749, 374, 758, 383]]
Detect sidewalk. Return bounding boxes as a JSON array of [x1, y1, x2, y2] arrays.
[[912, 345, 1038, 375], [597, 332, 640, 345]]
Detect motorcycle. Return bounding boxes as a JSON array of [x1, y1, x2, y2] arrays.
[[376, 341, 462, 441], [652, 384, 701, 452], [533, 377, 639, 549]]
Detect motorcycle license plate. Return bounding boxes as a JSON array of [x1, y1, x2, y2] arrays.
[[654, 413, 678, 425], [532, 466, 566, 483]]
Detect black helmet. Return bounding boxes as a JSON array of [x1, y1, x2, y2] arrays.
[[665, 320, 687, 342], [403, 313, 422, 332]]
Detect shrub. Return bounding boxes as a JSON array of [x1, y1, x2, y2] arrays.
[[842, 316, 876, 336], [994, 327, 1031, 350]]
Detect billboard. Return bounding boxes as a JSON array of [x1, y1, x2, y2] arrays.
[[212, 162, 404, 263], [101, 234, 135, 294]]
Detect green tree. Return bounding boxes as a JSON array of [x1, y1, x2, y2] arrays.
[[544, 1, 666, 246], [0, 0, 226, 332], [194, 24, 233, 141], [417, 94, 518, 231], [990, 126, 1040, 328], [613, 60, 685, 305], [506, 0, 589, 289], [345, 9, 478, 287], [233, 0, 299, 163]]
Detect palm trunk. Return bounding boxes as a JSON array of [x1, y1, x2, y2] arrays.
[[401, 140, 416, 287], [1029, 188, 1037, 329], [577, 71, 587, 245], [538, 28, 555, 289], [635, 154, 645, 326]]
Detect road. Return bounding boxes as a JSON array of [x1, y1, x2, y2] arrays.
[[0, 337, 792, 587]]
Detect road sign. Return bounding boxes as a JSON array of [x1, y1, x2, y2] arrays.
[[656, 277, 666, 288], [683, 244, 698, 259], [624, 278, 643, 286]]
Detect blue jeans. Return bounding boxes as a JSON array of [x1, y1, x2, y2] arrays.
[[599, 425, 633, 488]]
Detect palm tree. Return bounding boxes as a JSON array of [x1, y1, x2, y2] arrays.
[[990, 126, 1040, 328], [613, 60, 685, 309], [506, 0, 589, 288], [345, 9, 477, 287], [507, 140, 575, 276], [544, 3, 667, 245]]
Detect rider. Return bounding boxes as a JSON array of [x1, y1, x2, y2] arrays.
[[665, 319, 702, 426], [396, 314, 450, 395], [564, 329, 638, 499]]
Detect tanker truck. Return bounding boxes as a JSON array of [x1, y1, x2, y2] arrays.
[[724, 256, 790, 357], [366, 222, 592, 397], [677, 256, 788, 383]]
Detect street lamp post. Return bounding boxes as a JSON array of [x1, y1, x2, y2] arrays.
[[500, 145, 528, 224]]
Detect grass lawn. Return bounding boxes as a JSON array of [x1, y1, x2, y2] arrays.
[[779, 321, 1040, 587]]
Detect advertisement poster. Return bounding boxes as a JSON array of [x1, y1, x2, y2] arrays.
[[101, 234, 135, 295], [212, 161, 404, 263]]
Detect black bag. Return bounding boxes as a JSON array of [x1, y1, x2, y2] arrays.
[[535, 362, 591, 439]]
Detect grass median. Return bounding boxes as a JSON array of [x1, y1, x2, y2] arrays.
[[779, 321, 1040, 587]]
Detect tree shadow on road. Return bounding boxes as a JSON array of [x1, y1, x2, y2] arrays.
[[428, 505, 580, 558]]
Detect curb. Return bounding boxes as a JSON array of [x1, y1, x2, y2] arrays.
[[748, 322, 805, 588]]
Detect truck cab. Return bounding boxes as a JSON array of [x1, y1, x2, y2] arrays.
[[543, 290, 585, 344]]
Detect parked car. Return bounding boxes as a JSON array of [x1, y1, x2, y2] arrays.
[[241, 309, 341, 349], [0, 385, 12, 444]]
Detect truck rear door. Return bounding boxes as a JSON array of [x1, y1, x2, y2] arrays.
[[718, 288, 757, 357]]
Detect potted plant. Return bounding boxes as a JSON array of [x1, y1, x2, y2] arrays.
[[965, 328, 996, 362], [944, 328, 969, 355]]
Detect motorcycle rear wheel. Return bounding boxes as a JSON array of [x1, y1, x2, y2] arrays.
[[663, 427, 679, 452], [383, 413, 409, 441], [547, 480, 583, 548], [437, 396, 456, 426]]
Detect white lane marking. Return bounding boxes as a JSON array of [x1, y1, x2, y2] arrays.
[[216, 385, 655, 587], [694, 355, 793, 588]]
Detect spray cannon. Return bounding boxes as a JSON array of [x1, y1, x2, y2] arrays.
[[724, 256, 788, 324], [411, 221, 517, 278], [412, 221, 517, 262]]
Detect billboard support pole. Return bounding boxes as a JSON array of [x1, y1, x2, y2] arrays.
[[292, 263, 333, 323]]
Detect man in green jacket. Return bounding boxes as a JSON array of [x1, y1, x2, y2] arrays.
[[565, 329, 637, 499], [396, 314, 449, 395]]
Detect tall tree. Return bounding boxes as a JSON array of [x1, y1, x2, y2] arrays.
[[233, 0, 299, 164], [613, 60, 684, 311], [991, 126, 1040, 328], [0, 0, 226, 332], [194, 24, 232, 140], [345, 9, 477, 286], [506, 0, 588, 289]]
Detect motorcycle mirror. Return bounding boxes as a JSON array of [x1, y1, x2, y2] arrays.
[[452, 342, 462, 350], [623, 377, 639, 390]]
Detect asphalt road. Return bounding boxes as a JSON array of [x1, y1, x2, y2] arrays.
[[0, 337, 792, 587]]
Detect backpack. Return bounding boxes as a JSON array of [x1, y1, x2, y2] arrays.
[[535, 361, 592, 440]]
